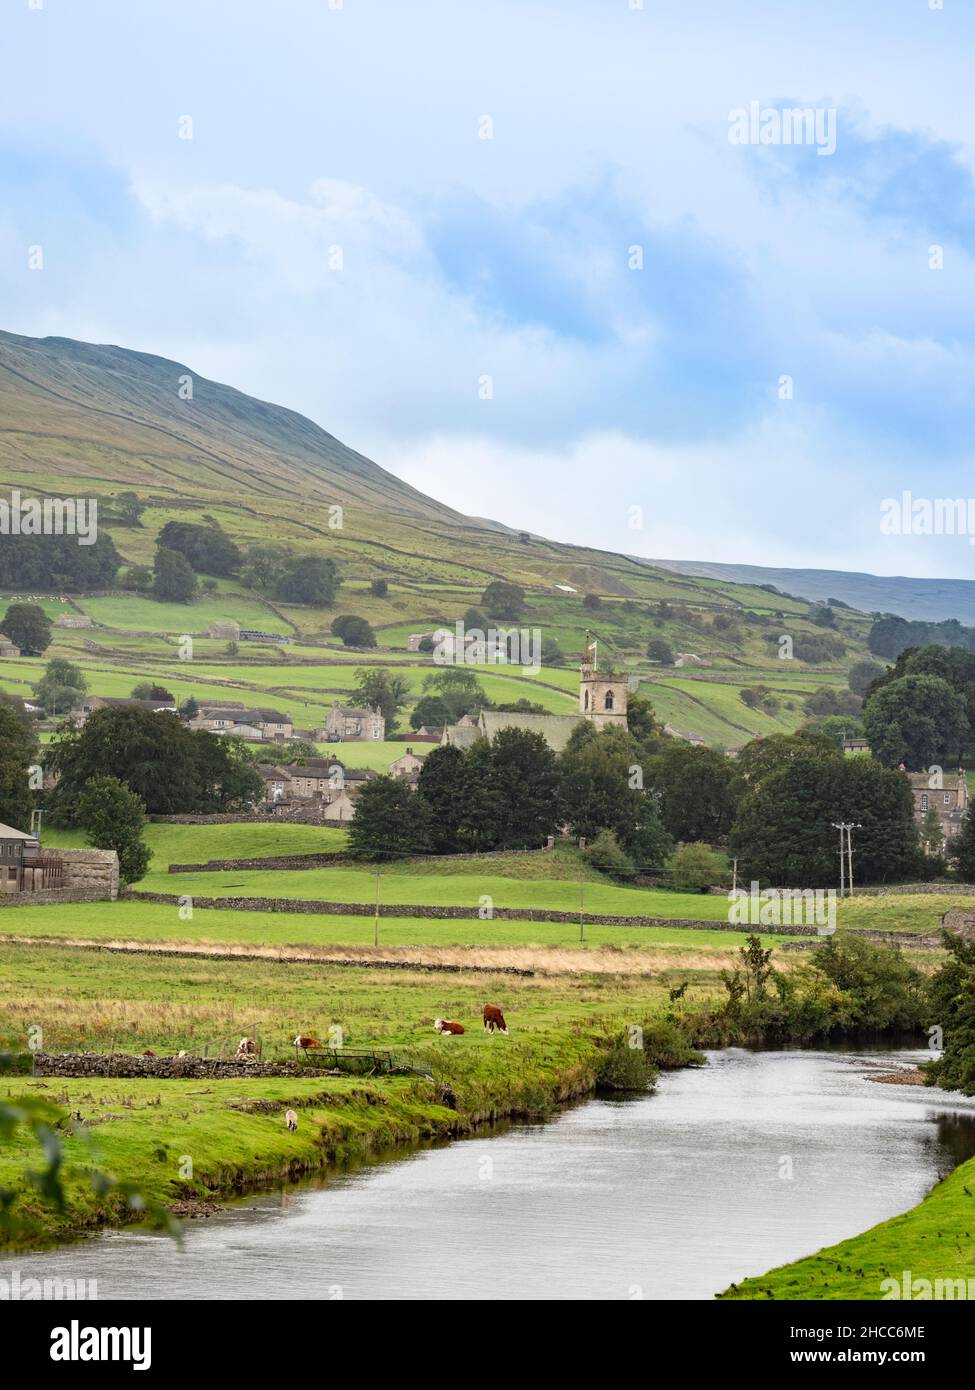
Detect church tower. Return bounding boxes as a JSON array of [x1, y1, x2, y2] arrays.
[[579, 632, 628, 731]]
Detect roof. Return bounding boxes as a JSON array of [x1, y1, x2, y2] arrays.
[[907, 771, 966, 790], [256, 764, 292, 779], [479, 710, 585, 752], [441, 725, 482, 750], [327, 704, 381, 719], [0, 822, 36, 840], [86, 697, 176, 711]]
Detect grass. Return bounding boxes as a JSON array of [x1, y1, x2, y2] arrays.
[[720, 1154, 975, 1300], [39, 822, 349, 870]]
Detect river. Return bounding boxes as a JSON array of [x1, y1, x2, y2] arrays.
[[3, 1047, 974, 1300]]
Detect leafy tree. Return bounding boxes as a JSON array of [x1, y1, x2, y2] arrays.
[[862, 674, 967, 769], [157, 520, 240, 576], [239, 544, 288, 591], [540, 636, 565, 666], [560, 724, 670, 865], [331, 615, 376, 647], [729, 747, 920, 886], [811, 933, 924, 1032], [347, 776, 430, 859], [481, 580, 525, 621], [804, 686, 861, 717], [735, 730, 837, 788], [582, 593, 601, 610], [180, 696, 199, 718], [274, 555, 340, 606], [489, 727, 561, 849], [848, 659, 885, 696], [584, 828, 634, 879], [644, 741, 738, 844], [352, 668, 410, 732], [152, 546, 197, 603], [647, 638, 674, 665], [661, 842, 727, 892], [120, 564, 153, 592], [33, 659, 88, 711], [421, 667, 487, 722], [75, 775, 152, 884], [369, 578, 389, 597], [803, 715, 864, 749], [463, 607, 489, 632], [415, 745, 470, 852], [925, 931, 975, 1095], [949, 801, 975, 880], [131, 682, 175, 702], [0, 534, 120, 592], [809, 605, 837, 628], [112, 490, 144, 525], [409, 694, 452, 730], [44, 707, 259, 819], [2, 603, 52, 655], [0, 702, 37, 830]]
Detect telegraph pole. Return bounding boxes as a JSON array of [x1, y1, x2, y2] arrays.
[[831, 822, 861, 897], [374, 871, 381, 948], [579, 872, 585, 944]]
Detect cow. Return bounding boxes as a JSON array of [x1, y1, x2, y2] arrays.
[[292, 1035, 321, 1051], [285, 1109, 299, 1132], [142, 1049, 158, 1058], [433, 1018, 465, 1035], [237, 1037, 256, 1056], [482, 1004, 508, 1034]]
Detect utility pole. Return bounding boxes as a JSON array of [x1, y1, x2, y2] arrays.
[[731, 856, 738, 896], [373, 871, 381, 948], [579, 873, 585, 944], [831, 822, 861, 897]]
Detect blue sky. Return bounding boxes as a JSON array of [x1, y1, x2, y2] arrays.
[[2, 0, 974, 578]]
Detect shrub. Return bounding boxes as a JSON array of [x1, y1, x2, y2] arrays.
[[661, 842, 727, 892]]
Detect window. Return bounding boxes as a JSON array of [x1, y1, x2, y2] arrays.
[[945, 793, 951, 805], [605, 690, 614, 710], [584, 689, 589, 710], [920, 794, 928, 812]]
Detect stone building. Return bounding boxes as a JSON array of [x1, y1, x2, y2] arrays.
[[905, 769, 968, 849], [317, 704, 385, 742]]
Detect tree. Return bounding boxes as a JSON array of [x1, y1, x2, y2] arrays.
[[463, 607, 489, 632], [75, 776, 152, 884], [644, 742, 738, 844], [584, 829, 634, 879], [0, 702, 37, 830], [180, 696, 199, 719], [0, 534, 120, 592], [274, 555, 340, 606], [540, 636, 565, 666], [729, 747, 920, 887], [415, 745, 470, 852], [809, 605, 837, 628], [409, 694, 452, 730], [560, 724, 671, 864], [240, 544, 288, 591], [862, 674, 967, 769], [131, 682, 175, 702], [925, 931, 975, 1095], [848, 659, 885, 697], [44, 707, 260, 819], [582, 593, 601, 611], [113, 491, 144, 525], [481, 581, 525, 621], [421, 667, 487, 722], [157, 520, 240, 577], [352, 668, 410, 732], [33, 659, 88, 712], [120, 564, 153, 592], [152, 546, 197, 603], [489, 727, 561, 849], [331, 615, 376, 648], [2, 603, 52, 655], [369, 578, 389, 597], [661, 842, 727, 892], [811, 933, 924, 1032], [347, 777, 430, 859], [647, 638, 674, 665]]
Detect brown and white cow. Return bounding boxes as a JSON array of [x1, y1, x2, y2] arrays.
[[237, 1037, 256, 1056], [292, 1035, 321, 1051], [433, 1018, 465, 1035], [482, 1004, 508, 1034]]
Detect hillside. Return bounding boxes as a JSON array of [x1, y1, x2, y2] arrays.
[[0, 330, 880, 749], [648, 556, 975, 625]]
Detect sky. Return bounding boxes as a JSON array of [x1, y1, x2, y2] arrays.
[[2, 0, 974, 579]]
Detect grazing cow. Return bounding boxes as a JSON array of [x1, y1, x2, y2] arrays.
[[433, 1018, 465, 1035], [292, 1035, 321, 1051], [482, 1004, 508, 1035], [142, 1049, 158, 1058], [285, 1109, 299, 1132], [237, 1037, 256, 1056]]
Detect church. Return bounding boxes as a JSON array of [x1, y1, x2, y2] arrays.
[[440, 636, 628, 752]]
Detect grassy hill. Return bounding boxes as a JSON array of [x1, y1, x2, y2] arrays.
[[0, 329, 878, 747]]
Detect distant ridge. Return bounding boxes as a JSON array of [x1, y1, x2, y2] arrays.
[[645, 558, 975, 626]]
